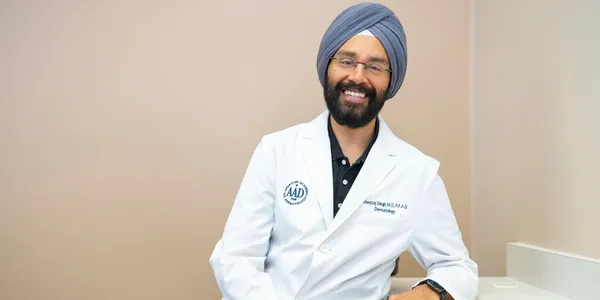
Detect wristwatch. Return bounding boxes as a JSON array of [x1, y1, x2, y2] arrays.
[[420, 279, 447, 300]]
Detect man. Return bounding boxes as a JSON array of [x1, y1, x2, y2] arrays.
[[209, 2, 478, 300]]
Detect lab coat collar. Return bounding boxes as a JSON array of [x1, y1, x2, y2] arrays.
[[300, 110, 399, 233]]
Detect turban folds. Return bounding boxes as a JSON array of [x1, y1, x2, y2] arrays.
[[316, 2, 408, 100]]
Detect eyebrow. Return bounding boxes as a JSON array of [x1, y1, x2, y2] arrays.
[[336, 50, 389, 64]]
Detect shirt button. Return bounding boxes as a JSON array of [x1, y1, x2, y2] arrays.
[[319, 244, 331, 254], [337, 203, 342, 208], [341, 159, 347, 165], [342, 179, 348, 185]]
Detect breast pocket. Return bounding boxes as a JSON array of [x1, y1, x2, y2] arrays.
[[274, 177, 323, 234]]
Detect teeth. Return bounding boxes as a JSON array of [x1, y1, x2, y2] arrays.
[[344, 91, 365, 98]]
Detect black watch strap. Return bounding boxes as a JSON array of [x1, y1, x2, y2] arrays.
[[421, 279, 447, 300]]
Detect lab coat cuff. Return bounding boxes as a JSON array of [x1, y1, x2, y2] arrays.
[[410, 278, 429, 290]]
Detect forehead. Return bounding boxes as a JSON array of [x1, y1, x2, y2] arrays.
[[335, 35, 388, 63]]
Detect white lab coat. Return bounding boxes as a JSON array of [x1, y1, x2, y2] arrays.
[[209, 111, 478, 300]]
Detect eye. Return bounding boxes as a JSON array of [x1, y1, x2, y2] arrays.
[[339, 58, 355, 66], [367, 64, 383, 72]]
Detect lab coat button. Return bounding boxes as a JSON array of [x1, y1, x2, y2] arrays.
[[342, 179, 348, 185], [319, 244, 331, 253]]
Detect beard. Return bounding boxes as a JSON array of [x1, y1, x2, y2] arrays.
[[324, 79, 386, 129]]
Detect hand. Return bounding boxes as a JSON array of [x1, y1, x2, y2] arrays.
[[388, 284, 440, 300]]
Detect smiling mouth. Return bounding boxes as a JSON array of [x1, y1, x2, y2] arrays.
[[342, 89, 368, 103]]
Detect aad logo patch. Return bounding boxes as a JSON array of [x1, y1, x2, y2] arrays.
[[283, 180, 308, 205]]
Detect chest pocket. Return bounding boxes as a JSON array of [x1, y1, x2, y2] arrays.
[[274, 176, 324, 234]]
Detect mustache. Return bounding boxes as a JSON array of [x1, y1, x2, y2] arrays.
[[335, 81, 376, 95]]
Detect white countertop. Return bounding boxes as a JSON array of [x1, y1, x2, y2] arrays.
[[390, 277, 572, 300]]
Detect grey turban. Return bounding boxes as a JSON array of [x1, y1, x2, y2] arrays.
[[316, 2, 408, 100]]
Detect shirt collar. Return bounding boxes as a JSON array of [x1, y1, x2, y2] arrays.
[[327, 115, 379, 163]]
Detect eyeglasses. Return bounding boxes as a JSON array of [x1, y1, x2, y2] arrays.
[[331, 57, 391, 76]]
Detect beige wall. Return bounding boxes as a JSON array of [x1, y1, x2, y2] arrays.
[[472, 0, 600, 275], [0, 1, 471, 299]]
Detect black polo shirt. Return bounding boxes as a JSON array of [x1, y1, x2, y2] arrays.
[[328, 116, 379, 217]]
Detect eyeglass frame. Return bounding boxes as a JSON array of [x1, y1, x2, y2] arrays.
[[330, 56, 392, 75]]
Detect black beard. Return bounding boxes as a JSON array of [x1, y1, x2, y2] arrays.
[[324, 80, 386, 128]]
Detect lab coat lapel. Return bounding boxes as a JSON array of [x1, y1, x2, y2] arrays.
[[327, 118, 397, 234], [301, 111, 334, 228]]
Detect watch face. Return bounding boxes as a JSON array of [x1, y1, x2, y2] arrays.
[[426, 279, 446, 293]]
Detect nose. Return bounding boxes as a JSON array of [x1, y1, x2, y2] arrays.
[[347, 64, 368, 85]]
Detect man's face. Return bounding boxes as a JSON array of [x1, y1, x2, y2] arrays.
[[325, 35, 391, 129]]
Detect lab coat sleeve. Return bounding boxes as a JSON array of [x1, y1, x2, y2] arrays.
[[408, 175, 479, 300], [209, 138, 279, 300]]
